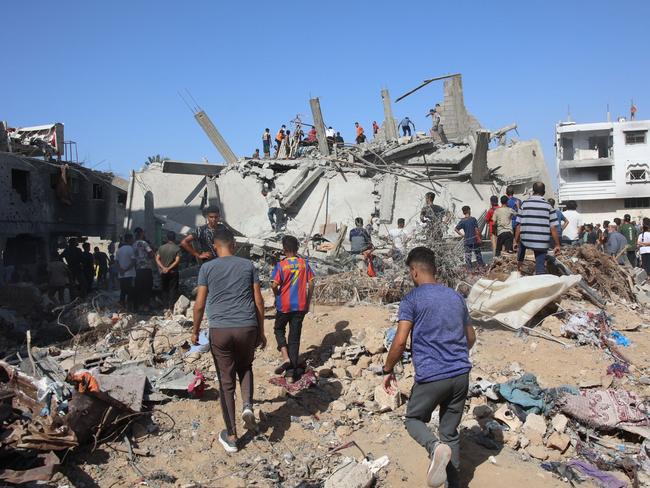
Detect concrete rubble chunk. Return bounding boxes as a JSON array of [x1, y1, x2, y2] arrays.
[[494, 404, 522, 431], [173, 295, 191, 316], [324, 460, 374, 488], [551, 414, 569, 433], [523, 413, 547, 437], [525, 445, 548, 461], [373, 384, 402, 412], [545, 431, 570, 453], [633, 268, 648, 286]]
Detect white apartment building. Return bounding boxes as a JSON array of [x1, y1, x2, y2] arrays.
[[557, 117, 650, 224]]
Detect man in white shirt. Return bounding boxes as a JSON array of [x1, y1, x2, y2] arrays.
[[561, 200, 583, 245], [389, 218, 410, 258], [116, 233, 136, 309]]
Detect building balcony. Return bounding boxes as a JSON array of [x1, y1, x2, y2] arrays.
[[559, 157, 612, 169], [558, 180, 617, 201]]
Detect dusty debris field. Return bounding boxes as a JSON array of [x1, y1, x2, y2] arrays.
[[46, 301, 650, 488]]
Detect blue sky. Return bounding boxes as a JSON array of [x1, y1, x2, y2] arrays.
[[2, 1, 648, 185]]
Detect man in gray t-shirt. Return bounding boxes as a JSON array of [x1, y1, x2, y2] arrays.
[[191, 228, 266, 454], [197, 255, 260, 327]]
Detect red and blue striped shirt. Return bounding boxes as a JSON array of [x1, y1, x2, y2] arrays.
[[271, 257, 314, 313]]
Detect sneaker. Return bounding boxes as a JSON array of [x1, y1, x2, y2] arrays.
[[218, 430, 238, 453], [274, 361, 291, 375], [241, 406, 257, 431], [426, 443, 451, 487], [292, 367, 305, 382]]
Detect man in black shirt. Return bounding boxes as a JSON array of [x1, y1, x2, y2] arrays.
[[62, 238, 86, 298], [82, 242, 95, 292], [94, 246, 109, 288], [181, 206, 230, 263]]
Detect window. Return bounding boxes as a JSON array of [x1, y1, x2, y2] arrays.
[[92, 183, 104, 200], [625, 198, 650, 209], [11, 169, 30, 202], [629, 169, 648, 182], [625, 130, 647, 145], [596, 167, 612, 181], [117, 192, 127, 205], [70, 177, 80, 194]]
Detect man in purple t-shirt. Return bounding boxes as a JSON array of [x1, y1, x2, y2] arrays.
[[381, 247, 475, 488]]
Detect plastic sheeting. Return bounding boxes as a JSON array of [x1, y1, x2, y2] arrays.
[[467, 271, 582, 329]]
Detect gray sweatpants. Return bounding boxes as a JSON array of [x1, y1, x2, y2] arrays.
[[405, 372, 469, 488]]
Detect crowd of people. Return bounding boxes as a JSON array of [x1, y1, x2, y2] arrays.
[[254, 105, 447, 159]]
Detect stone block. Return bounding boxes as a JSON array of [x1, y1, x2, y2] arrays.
[[551, 414, 568, 433], [324, 461, 374, 488], [173, 295, 191, 315], [525, 445, 548, 461], [633, 268, 647, 286], [373, 384, 402, 411], [546, 431, 570, 452], [523, 413, 547, 437]]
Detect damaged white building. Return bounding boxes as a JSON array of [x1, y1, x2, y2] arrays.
[[126, 75, 551, 248]]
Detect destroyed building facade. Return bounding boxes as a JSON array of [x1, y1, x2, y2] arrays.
[[557, 117, 650, 223], [126, 75, 552, 247], [0, 123, 128, 279]]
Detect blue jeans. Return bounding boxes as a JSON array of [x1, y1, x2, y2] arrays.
[[517, 242, 547, 275], [464, 243, 484, 269]]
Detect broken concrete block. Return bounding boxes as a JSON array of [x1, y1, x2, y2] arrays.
[[324, 460, 374, 488], [523, 413, 547, 437], [525, 445, 548, 460], [331, 400, 347, 412], [551, 414, 568, 433], [541, 315, 564, 337], [546, 431, 570, 453], [633, 268, 647, 286], [373, 384, 402, 412], [173, 295, 191, 315]]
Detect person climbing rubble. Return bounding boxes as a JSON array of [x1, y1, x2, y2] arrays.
[[399, 117, 416, 137], [381, 246, 475, 488], [271, 235, 314, 381], [515, 181, 560, 275], [426, 104, 447, 143], [262, 188, 285, 231], [354, 122, 366, 144], [455, 206, 484, 270], [190, 227, 266, 454], [180, 205, 229, 264]]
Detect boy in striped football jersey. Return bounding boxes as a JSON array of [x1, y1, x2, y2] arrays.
[[271, 235, 315, 380]]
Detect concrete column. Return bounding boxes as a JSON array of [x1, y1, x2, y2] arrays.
[[381, 89, 398, 142], [309, 98, 330, 156], [470, 130, 490, 184], [194, 111, 238, 165], [144, 191, 155, 244]]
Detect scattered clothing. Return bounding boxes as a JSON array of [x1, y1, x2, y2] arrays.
[[495, 373, 578, 415], [560, 388, 650, 430], [566, 460, 627, 488], [187, 369, 206, 398], [606, 363, 629, 378], [269, 368, 317, 394]]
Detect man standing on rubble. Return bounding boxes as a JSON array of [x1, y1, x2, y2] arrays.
[[421, 192, 449, 240], [181, 206, 229, 264], [562, 201, 583, 246], [62, 238, 85, 299], [133, 228, 154, 312], [156, 231, 181, 310], [81, 242, 95, 292], [116, 234, 136, 310], [620, 214, 639, 267], [485, 196, 499, 253], [389, 218, 410, 259], [275, 125, 286, 156], [191, 228, 266, 454], [606, 223, 628, 265], [399, 117, 416, 137], [381, 246, 475, 488], [262, 128, 272, 158], [427, 105, 447, 143], [349, 217, 373, 255], [372, 120, 379, 137], [493, 196, 516, 256], [271, 235, 314, 381], [355, 122, 366, 144], [455, 206, 484, 270], [93, 246, 109, 288], [515, 182, 560, 275], [505, 186, 521, 232]]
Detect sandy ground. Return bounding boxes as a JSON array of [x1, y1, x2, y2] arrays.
[[55, 301, 650, 487]]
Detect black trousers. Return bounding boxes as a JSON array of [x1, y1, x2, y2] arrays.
[[642, 254, 650, 275], [134, 268, 153, 309], [627, 250, 637, 268], [274, 311, 306, 369], [160, 271, 179, 309], [119, 277, 134, 307], [402, 126, 412, 136], [495, 231, 513, 256]]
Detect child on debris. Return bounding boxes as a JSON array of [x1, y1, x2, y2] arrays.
[[382, 247, 475, 488], [271, 235, 315, 380], [191, 228, 267, 453], [454, 206, 484, 270]]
